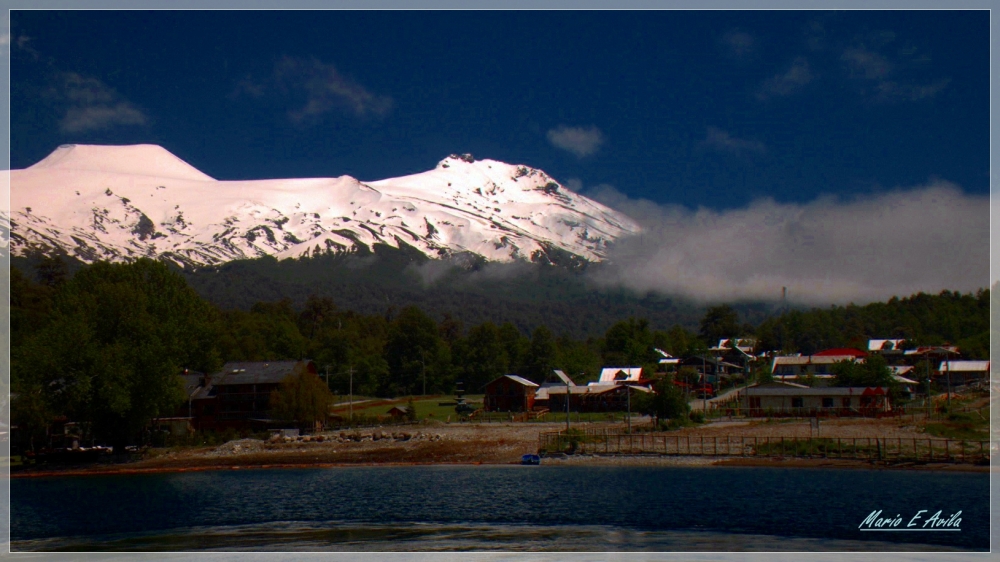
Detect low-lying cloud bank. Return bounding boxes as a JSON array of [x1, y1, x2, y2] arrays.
[[585, 181, 989, 305]]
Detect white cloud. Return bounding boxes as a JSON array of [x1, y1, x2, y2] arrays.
[[57, 72, 148, 133], [585, 182, 988, 305], [701, 127, 766, 157], [4, 32, 37, 59], [841, 45, 949, 103], [876, 79, 951, 102], [62, 104, 147, 133], [842, 46, 891, 80], [273, 56, 393, 121], [722, 30, 755, 58], [757, 57, 812, 100], [547, 125, 604, 157]]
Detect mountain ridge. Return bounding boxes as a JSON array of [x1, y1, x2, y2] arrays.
[[9, 144, 641, 268]]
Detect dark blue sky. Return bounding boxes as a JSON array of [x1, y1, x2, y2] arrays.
[[11, 10, 989, 210]]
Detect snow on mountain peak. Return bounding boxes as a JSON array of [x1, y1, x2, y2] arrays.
[[10, 144, 640, 268], [28, 144, 215, 182]]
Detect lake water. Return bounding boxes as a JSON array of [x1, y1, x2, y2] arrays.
[[10, 465, 989, 552]]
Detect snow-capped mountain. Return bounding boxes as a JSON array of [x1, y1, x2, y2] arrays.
[[8, 144, 640, 267]]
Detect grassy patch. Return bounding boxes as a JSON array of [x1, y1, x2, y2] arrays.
[[922, 407, 989, 440], [330, 395, 485, 422]]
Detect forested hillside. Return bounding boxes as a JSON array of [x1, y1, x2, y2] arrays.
[[12, 257, 989, 437]]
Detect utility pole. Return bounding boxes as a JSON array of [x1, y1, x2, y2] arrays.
[[702, 355, 707, 414], [626, 384, 632, 434], [420, 349, 426, 397], [924, 351, 931, 411], [732, 342, 754, 418], [349, 365, 354, 425], [943, 348, 953, 410], [565, 376, 571, 433]]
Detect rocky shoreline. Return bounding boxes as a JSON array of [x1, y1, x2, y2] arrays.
[[10, 420, 990, 478]]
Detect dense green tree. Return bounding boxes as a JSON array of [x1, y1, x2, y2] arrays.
[[270, 364, 334, 426], [520, 325, 557, 383], [755, 362, 774, 385], [249, 298, 309, 359], [10, 267, 55, 349], [553, 336, 602, 383], [438, 313, 464, 346], [498, 322, 528, 374], [602, 318, 658, 366], [653, 325, 698, 357], [698, 304, 740, 346], [831, 354, 896, 392], [36, 254, 70, 288], [385, 306, 451, 395], [453, 322, 509, 391], [298, 294, 337, 340], [13, 259, 222, 450], [634, 376, 690, 425]]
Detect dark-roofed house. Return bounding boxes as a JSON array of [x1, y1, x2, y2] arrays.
[[387, 405, 410, 419], [484, 375, 538, 412], [192, 360, 318, 431]]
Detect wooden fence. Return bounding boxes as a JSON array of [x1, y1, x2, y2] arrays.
[[698, 404, 987, 421], [538, 431, 990, 464]]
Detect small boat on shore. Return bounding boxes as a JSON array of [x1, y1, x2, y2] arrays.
[[521, 454, 541, 465]]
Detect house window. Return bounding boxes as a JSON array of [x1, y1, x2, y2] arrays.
[[822, 398, 834, 408], [791, 397, 804, 408], [842, 397, 851, 408]]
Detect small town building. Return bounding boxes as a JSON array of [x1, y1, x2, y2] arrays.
[[483, 375, 538, 412], [534, 370, 578, 410], [889, 366, 920, 400], [707, 338, 758, 368], [546, 383, 651, 413], [936, 360, 990, 387], [189, 360, 318, 431], [770, 354, 860, 378], [387, 405, 410, 419], [868, 339, 909, 362], [592, 367, 645, 385], [775, 365, 921, 396], [869, 339, 906, 352], [902, 346, 960, 367], [678, 356, 742, 384], [745, 381, 890, 416], [655, 348, 680, 374]]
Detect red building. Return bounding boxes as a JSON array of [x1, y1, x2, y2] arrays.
[[483, 375, 538, 412]]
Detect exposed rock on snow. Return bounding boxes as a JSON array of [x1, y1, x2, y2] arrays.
[[10, 144, 641, 267]]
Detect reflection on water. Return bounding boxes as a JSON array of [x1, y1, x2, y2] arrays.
[[13, 521, 974, 552], [11, 465, 989, 552]]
